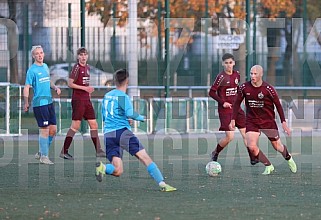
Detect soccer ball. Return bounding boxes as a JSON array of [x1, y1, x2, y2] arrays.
[[205, 161, 222, 177]]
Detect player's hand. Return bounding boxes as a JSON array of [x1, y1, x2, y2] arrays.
[[55, 87, 61, 96], [282, 121, 291, 136], [86, 86, 94, 94], [223, 102, 232, 109], [24, 103, 29, 112], [229, 120, 236, 131]]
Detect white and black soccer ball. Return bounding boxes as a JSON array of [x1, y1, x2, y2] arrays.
[[205, 161, 222, 177]]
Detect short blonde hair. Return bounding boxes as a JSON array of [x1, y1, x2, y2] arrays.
[[251, 65, 263, 74], [31, 45, 43, 55]]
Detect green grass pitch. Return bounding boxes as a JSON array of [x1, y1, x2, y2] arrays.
[[0, 131, 321, 219]]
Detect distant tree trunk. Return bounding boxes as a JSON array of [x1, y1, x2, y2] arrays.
[[282, 19, 293, 86], [310, 21, 321, 86], [237, 43, 246, 83], [8, 0, 19, 84], [230, 18, 246, 83], [292, 22, 302, 86], [266, 28, 280, 85]]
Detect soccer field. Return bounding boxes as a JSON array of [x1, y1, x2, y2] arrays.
[[0, 131, 321, 220]]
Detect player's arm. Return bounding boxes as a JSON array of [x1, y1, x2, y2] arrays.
[[272, 88, 291, 135], [209, 88, 224, 105], [50, 81, 61, 95], [68, 78, 93, 93], [208, 75, 224, 105], [23, 70, 34, 112], [101, 98, 107, 122], [124, 96, 144, 122], [281, 121, 291, 136], [68, 66, 94, 94], [229, 88, 244, 130], [232, 90, 244, 118], [270, 87, 286, 122], [23, 84, 30, 112]]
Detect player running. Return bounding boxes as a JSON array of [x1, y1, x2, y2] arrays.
[[209, 53, 255, 164], [96, 69, 176, 192], [229, 65, 297, 175]]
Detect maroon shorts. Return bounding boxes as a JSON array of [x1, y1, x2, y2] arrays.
[[219, 110, 246, 131], [71, 99, 96, 120], [246, 120, 280, 141]]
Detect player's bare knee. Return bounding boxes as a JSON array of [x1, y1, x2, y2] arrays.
[[136, 152, 153, 166], [91, 124, 98, 130], [49, 131, 56, 136], [88, 120, 98, 129], [247, 145, 257, 151], [226, 136, 234, 143], [113, 168, 123, 177], [71, 121, 81, 131], [71, 125, 80, 131], [49, 126, 57, 136], [225, 132, 234, 143], [270, 140, 282, 151]]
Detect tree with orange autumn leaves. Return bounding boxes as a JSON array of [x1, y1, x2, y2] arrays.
[[86, 0, 298, 30], [86, 0, 299, 49], [86, 0, 246, 33], [86, 0, 318, 86], [259, 0, 296, 18]]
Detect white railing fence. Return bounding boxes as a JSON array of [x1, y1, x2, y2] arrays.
[[0, 84, 321, 136], [0, 83, 22, 136]]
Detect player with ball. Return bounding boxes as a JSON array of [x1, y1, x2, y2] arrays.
[[229, 65, 297, 175]]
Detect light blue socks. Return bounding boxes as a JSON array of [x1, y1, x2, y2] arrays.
[[147, 162, 164, 184], [39, 136, 49, 156], [48, 136, 54, 147], [106, 164, 115, 175]]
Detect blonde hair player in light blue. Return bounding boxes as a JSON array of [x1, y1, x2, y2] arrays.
[[23, 45, 61, 164]]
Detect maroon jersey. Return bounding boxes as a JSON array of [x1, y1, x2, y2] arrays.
[[232, 81, 286, 124], [209, 70, 241, 113], [69, 63, 90, 100]]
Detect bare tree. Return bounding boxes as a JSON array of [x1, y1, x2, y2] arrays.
[[7, 0, 19, 84]]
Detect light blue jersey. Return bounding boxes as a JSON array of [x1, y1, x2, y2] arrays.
[[102, 89, 144, 133], [25, 63, 52, 107]]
